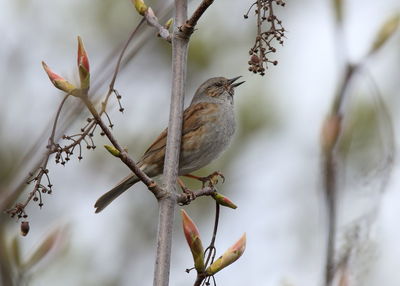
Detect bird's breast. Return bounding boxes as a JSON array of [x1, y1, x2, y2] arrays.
[[179, 103, 235, 174]]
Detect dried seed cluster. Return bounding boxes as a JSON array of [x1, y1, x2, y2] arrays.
[[6, 90, 125, 225], [245, 0, 286, 76]]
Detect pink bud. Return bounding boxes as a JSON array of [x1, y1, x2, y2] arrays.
[[42, 61, 77, 94], [77, 36, 90, 89], [77, 36, 89, 72], [181, 210, 205, 272], [321, 114, 342, 152], [42, 61, 64, 83], [20, 221, 30, 237]]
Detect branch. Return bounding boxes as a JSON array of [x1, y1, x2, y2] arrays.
[[322, 63, 358, 286], [153, 0, 217, 284], [181, 0, 214, 36], [144, 7, 172, 42], [80, 94, 166, 199], [176, 186, 215, 205], [152, 0, 188, 284], [322, 11, 399, 283]]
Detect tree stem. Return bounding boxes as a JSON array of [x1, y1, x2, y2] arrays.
[[153, 1, 188, 285]]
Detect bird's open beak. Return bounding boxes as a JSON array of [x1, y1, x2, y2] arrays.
[[228, 76, 245, 88]]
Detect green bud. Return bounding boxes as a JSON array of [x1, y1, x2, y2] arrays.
[[132, 0, 148, 16], [164, 18, 173, 30], [212, 192, 237, 209], [104, 145, 120, 157]]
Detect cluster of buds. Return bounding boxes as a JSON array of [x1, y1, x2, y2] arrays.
[[5, 37, 96, 226], [42, 37, 99, 166], [181, 208, 246, 282], [245, 0, 286, 76]]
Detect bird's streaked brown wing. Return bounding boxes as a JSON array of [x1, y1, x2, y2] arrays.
[[139, 102, 218, 166]]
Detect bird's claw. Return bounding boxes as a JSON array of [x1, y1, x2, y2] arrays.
[[200, 171, 225, 188]]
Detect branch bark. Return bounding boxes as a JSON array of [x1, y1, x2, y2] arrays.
[[181, 0, 215, 36], [153, 1, 188, 285]]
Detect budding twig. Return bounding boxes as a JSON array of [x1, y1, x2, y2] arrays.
[[102, 18, 146, 114]]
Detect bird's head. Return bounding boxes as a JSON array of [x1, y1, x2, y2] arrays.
[[192, 76, 245, 104]]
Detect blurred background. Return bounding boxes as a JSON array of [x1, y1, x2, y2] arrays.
[[0, 0, 399, 285]]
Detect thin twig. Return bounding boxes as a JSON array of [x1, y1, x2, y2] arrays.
[[143, 8, 172, 42], [181, 0, 215, 36], [193, 202, 220, 286], [102, 18, 146, 113], [204, 203, 220, 266], [4, 94, 70, 216]]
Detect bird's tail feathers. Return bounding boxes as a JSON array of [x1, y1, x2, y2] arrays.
[[94, 174, 139, 213]]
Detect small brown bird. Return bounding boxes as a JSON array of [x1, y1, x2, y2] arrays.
[[94, 76, 244, 213]]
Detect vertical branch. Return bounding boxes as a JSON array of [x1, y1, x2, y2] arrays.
[[153, 1, 188, 286], [323, 64, 357, 286], [323, 151, 337, 286]]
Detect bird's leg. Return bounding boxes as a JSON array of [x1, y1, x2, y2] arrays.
[[184, 171, 225, 188], [177, 178, 195, 205]]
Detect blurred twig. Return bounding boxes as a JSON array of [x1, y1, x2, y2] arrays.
[[323, 5, 399, 285], [322, 65, 355, 285]]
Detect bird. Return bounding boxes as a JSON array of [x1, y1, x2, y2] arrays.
[[94, 76, 245, 213]]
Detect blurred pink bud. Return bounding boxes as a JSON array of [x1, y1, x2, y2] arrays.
[[22, 225, 68, 271], [77, 36, 90, 89], [181, 209, 205, 272], [206, 233, 246, 275], [42, 61, 77, 94], [20, 221, 30, 237], [321, 114, 341, 153], [212, 192, 237, 209]]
